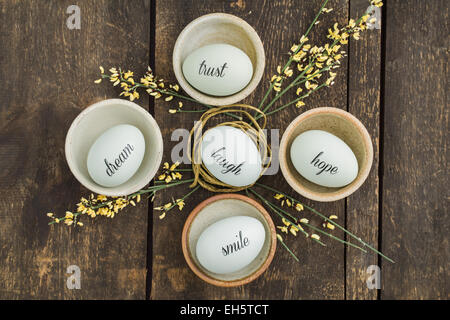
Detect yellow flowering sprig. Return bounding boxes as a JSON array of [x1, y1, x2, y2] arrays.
[[96, 66, 241, 120], [155, 185, 200, 220], [157, 161, 184, 183], [259, 0, 331, 111], [256, 0, 383, 119], [249, 188, 370, 262], [47, 165, 194, 227], [253, 183, 394, 263]]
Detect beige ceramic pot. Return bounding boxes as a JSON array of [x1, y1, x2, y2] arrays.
[[279, 107, 373, 202], [173, 13, 265, 106], [65, 99, 163, 196]]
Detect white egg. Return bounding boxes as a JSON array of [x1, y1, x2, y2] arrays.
[[200, 126, 262, 187], [195, 216, 266, 274], [290, 130, 358, 188], [182, 44, 253, 96], [87, 124, 145, 187]]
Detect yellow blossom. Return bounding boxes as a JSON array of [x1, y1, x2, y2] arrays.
[[123, 70, 133, 79], [295, 101, 305, 108], [311, 234, 321, 240], [176, 200, 185, 211], [97, 195, 107, 202]]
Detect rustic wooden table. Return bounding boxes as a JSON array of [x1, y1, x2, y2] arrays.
[[0, 0, 447, 300]]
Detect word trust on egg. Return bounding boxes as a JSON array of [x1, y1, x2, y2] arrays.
[[200, 126, 262, 187], [290, 130, 358, 188], [182, 44, 253, 96], [195, 216, 266, 274], [87, 124, 145, 187]]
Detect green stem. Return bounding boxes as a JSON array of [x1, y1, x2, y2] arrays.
[[255, 0, 329, 113], [254, 183, 395, 263], [174, 109, 207, 113], [256, 83, 327, 120], [260, 192, 366, 252], [158, 185, 200, 213], [249, 188, 309, 237], [278, 237, 300, 262], [48, 179, 194, 225], [260, 64, 313, 115]]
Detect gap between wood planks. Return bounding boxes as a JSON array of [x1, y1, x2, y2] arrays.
[[376, 2, 387, 301], [146, 0, 157, 301]]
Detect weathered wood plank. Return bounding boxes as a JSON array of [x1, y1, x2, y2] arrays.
[[381, 0, 449, 299], [152, 0, 350, 299], [346, 0, 382, 300], [0, 0, 151, 299]]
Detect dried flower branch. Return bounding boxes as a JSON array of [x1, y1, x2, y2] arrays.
[[254, 183, 394, 263], [47, 163, 194, 227], [255, 0, 383, 120], [95, 66, 241, 120]]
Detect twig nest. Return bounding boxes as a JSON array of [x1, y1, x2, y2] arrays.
[[188, 105, 271, 192]]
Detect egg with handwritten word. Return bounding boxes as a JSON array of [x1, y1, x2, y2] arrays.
[[196, 216, 266, 274], [182, 44, 253, 96], [290, 130, 358, 188], [87, 124, 145, 187], [200, 126, 262, 187]]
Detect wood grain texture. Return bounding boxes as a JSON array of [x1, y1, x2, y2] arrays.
[[152, 0, 351, 299], [381, 0, 449, 299], [0, 0, 151, 299], [0, 0, 447, 300], [346, 0, 381, 300]]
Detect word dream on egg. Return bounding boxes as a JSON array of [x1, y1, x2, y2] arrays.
[[87, 124, 145, 187], [104, 143, 135, 177]]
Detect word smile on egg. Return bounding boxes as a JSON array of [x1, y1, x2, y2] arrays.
[[198, 60, 228, 77], [104, 143, 135, 176], [311, 151, 339, 175], [222, 231, 250, 256], [210, 147, 244, 175]]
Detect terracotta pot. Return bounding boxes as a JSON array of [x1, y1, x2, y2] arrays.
[[182, 193, 276, 287]]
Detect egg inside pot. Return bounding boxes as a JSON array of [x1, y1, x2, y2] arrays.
[[290, 130, 358, 188], [182, 44, 254, 96], [200, 125, 263, 187], [195, 216, 266, 274], [86, 124, 145, 187]]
